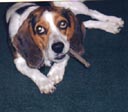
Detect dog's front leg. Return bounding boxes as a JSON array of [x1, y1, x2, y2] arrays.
[[48, 55, 69, 85], [14, 56, 55, 94]]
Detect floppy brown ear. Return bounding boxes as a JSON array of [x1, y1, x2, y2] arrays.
[[60, 8, 85, 55], [13, 19, 44, 68], [70, 17, 85, 56]]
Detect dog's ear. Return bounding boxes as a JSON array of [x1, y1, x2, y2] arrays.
[[61, 9, 85, 55], [70, 17, 85, 55], [13, 18, 44, 68]]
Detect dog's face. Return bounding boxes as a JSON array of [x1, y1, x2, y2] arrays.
[[31, 7, 75, 62], [13, 6, 75, 68]]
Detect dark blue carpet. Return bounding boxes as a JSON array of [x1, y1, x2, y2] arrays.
[[0, 1, 128, 112]]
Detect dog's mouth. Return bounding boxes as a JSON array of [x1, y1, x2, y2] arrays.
[[55, 54, 66, 60]]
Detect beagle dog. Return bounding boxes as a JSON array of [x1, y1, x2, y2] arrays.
[[6, 2, 124, 94], [6, 2, 85, 94]]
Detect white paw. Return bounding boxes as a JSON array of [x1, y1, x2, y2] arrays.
[[105, 16, 124, 28], [36, 77, 56, 94], [48, 70, 64, 85], [103, 22, 123, 34]]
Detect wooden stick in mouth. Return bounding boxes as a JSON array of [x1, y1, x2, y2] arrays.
[[69, 48, 91, 68]]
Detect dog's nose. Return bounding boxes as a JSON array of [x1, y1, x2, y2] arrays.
[[52, 42, 64, 53]]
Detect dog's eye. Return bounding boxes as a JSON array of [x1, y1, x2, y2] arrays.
[[58, 20, 68, 30], [36, 25, 46, 35]]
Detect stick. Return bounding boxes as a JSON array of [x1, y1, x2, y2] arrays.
[[69, 48, 91, 68]]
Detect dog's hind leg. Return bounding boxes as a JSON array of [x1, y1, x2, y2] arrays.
[[83, 20, 122, 34], [54, 2, 124, 34], [85, 9, 124, 27]]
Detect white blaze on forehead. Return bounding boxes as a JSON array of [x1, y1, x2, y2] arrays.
[[41, 10, 70, 63], [42, 11, 59, 33]]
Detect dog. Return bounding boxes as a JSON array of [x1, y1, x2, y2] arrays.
[[6, 2, 124, 94]]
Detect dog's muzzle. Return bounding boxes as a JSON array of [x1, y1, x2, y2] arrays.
[[51, 41, 67, 60]]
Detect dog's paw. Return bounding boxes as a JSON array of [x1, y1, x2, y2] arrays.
[[105, 16, 124, 28], [104, 22, 123, 34], [48, 70, 64, 85], [36, 77, 56, 94], [48, 74, 64, 85]]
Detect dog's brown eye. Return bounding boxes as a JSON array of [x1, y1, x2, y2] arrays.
[[58, 20, 68, 30], [36, 25, 46, 35]]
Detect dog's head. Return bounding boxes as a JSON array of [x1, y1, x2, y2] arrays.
[[13, 4, 85, 68]]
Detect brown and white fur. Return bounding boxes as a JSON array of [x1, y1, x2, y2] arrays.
[[6, 2, 124, 94], [6, 2, 84, 94]]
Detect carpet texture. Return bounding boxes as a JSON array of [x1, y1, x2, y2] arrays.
[[0, 1, 128, 112]]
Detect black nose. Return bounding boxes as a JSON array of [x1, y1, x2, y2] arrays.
[[52, 42, 64, 53]]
